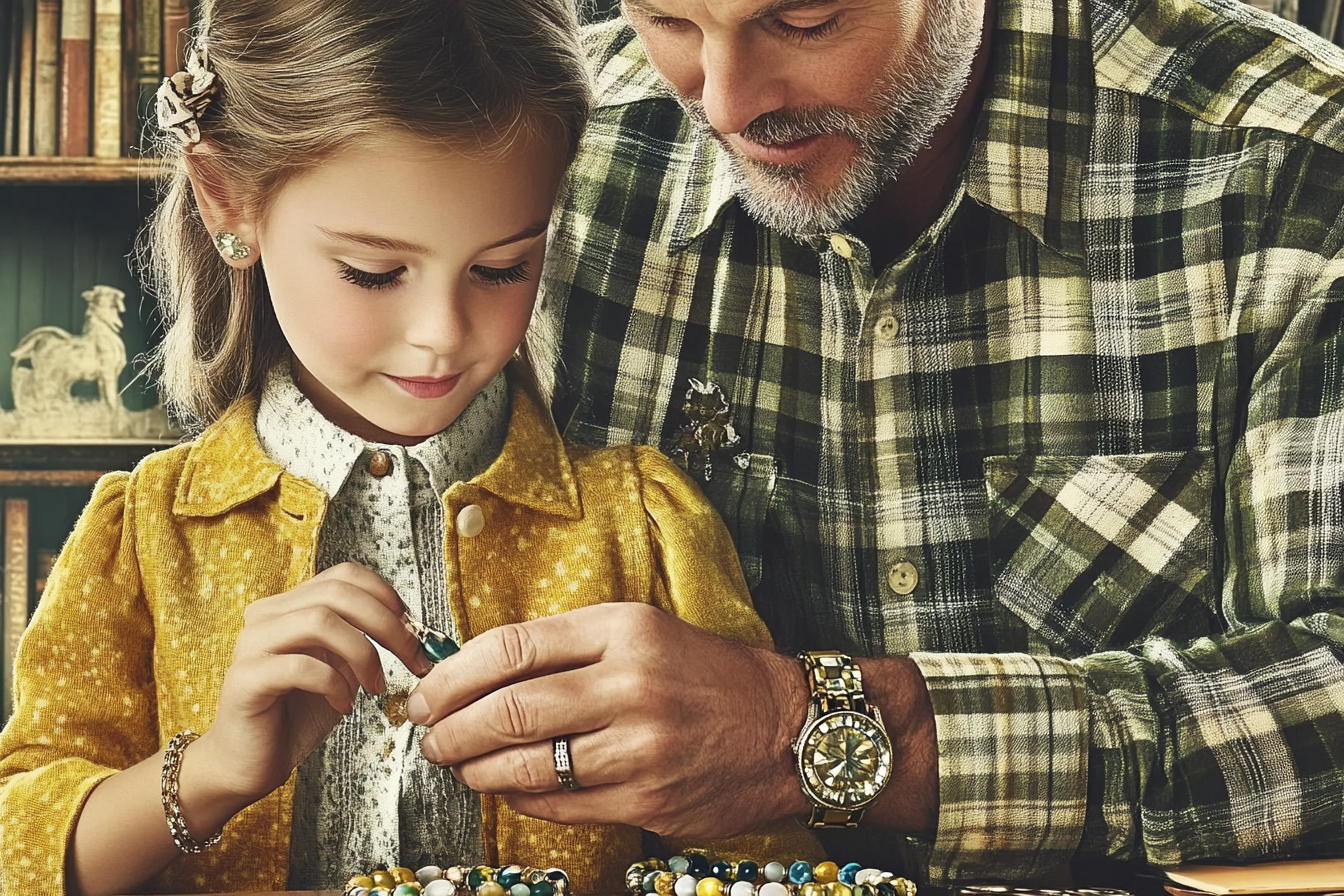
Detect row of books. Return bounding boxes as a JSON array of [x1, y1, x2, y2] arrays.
[[1, 0, 193, 158]]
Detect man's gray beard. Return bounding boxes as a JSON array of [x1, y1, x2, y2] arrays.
[[678, 1, 984, 240]]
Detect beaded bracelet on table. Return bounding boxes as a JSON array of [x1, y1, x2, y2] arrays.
[[346, 862, 571, 896], [625, 856, 916, 896]]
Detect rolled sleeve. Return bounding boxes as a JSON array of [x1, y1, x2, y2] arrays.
[[911, 652, 1090, 885]]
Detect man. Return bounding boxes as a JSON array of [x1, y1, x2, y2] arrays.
[[408, 0, 1344, 886]]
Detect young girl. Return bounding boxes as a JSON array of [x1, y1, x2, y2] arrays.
[[0, 1, 821, 894]]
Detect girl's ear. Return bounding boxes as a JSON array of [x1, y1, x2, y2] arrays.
[[183, 143, 261, 270]]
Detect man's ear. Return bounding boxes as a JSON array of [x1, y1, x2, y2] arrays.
[[183, 142, 260, 269]]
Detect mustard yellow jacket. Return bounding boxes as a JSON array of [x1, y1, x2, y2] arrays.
[[0, 380, 820, 895]]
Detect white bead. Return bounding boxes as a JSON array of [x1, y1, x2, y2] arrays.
[[763, 863, 787, 883], [760, 883, 790, 896], [730, 882, 756, 896], [456, 504, 485, 537], [425, 880, 456, 896], [855, 870, 882, 886], [418, 866, 444, 886], [675, 874, 699, 896]]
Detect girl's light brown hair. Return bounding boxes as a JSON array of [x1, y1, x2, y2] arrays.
[[144, 0, 590, 429]]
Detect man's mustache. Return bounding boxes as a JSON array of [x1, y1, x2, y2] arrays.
[[681, 96, 865, 146]]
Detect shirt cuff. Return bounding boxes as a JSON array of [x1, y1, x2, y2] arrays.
[[908, 652, 1090, 886]]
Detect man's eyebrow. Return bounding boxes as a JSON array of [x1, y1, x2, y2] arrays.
[[622, 0, 840, 18]]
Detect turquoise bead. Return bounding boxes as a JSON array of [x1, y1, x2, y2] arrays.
[[424, 633, 460, 663], [788, 863, 813, 885], [511, 885, 532, 896], [500, 868, 524, 888], [668, 857, 691, 875], [686, 855, 711, 877], [734, 862, 759, 883], [838, 865, 861, 886], [710, 862, 733, 882]]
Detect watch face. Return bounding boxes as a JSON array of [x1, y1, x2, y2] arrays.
[[798, 710, 893, 809]]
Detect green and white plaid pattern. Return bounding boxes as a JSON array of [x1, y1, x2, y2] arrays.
[[541, 0, 1344, 884]]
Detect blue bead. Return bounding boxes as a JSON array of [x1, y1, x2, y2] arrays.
[[838, 864, 862, 886], [710, 862, 733, 882], [788, 863, 813, 885], [734, 862, 759, 883], [686, 855, 711, 877]]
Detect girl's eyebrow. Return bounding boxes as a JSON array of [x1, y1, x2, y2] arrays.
[[317, 219, 549, 255]]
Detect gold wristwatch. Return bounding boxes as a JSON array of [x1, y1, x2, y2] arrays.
[[792, 650, 893, 828]]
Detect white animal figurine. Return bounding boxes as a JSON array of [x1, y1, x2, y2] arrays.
[[10, 285, 128, 413]]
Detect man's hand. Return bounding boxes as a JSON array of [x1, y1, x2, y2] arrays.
[[406, 602, 809, 838], [406, 602, 939, 838]]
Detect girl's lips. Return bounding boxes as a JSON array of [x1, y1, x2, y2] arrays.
[[386, 373, 461, 400]]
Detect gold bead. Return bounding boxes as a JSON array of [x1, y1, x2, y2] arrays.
[[813, 863, 839, 886], [696, 878, 725, 896], [826, 883, 853, 896], [372, 870, 397, 889], [479, 883, 507, 896], [391, 867, 417, 884], [802, 882, 825, 896], [655, 872, 678, 896], [348, 876, 376, 893]]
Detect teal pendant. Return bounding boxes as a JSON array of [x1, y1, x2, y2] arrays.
[[423, 632, 460, 663]]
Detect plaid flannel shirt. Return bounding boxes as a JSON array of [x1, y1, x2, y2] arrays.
[[540, 0, 1344, 885]]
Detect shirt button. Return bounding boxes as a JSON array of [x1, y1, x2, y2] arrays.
[[888, 560, 919, 595], [874, 315, 899, 343], [829, 233, 854, 259], [368, 449, 393, 478], [456, 504, 485, 538]]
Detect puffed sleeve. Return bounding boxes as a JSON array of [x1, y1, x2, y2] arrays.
[[635, 446, 827, 864], [0, 471, 159, 893]]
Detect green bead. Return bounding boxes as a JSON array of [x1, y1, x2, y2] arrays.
[[532, 882, 555, 896], [644, 871, 663, 894], [468, 867, 494, 890], [500, 867, 524, 889], [394, 885, 422, 896], [424, 632, 460, 663], [668, 856, 691, 875], [511, 885, 532, 896]]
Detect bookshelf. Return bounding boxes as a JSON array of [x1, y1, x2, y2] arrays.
[[2, 0, 186, 715]]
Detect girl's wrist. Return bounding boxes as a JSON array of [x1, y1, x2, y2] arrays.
[[172, 728, 258, 841]]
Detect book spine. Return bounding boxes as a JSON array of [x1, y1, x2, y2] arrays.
[[2, 0, 16, 154], [16, 0, 35, 155], [32, 0, 57, 155], [119, 0, 135, 151], [91, 0, 119, 157], [134, 0, 158, 150], [161, 0, 185, 77], [3, 498, 30, 721], [58, 0, 91, 156]]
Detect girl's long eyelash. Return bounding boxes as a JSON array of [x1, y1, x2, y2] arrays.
[[338, 262, 405, 290], [473, 262, 531, 286], [777, 16, 840, 41]]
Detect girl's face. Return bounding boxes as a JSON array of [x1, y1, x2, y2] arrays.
[[255, 131, 567, 445]]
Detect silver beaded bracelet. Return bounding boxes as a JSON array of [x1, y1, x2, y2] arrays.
[[161, 730, 222, 854]]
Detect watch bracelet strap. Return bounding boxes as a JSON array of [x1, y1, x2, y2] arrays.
[[808, 805, 866, 828], [799, 649, 869, 715]]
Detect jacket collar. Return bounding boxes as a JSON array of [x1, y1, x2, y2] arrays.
[[622, 0, 1096, 259], [174, 365, 581, 521]]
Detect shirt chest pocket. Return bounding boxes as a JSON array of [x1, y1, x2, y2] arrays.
[[984, 448, 1218, 656]]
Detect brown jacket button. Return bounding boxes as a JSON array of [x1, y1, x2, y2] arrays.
[[368, 449, 393, 477]]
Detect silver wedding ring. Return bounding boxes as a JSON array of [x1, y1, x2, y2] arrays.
[[552, 735, 581, 790]]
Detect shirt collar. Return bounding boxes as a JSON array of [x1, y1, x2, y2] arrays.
[[599, 0, 1096, 260], [253, 362, 508, 500], [175, 363, 580, 520]]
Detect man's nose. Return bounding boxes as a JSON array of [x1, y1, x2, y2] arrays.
[[698, 39, 781, 136]]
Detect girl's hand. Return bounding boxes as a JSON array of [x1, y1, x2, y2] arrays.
[[192, 562, 432, 809]]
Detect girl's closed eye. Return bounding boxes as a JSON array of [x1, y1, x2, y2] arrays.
[[472, 261, 531, 286], [338, 261, 406, 291]]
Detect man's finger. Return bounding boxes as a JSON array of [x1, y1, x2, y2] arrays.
[[408, 604, 631, 725]]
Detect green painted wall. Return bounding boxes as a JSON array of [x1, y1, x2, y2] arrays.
[[0, 183, 163, 412]]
